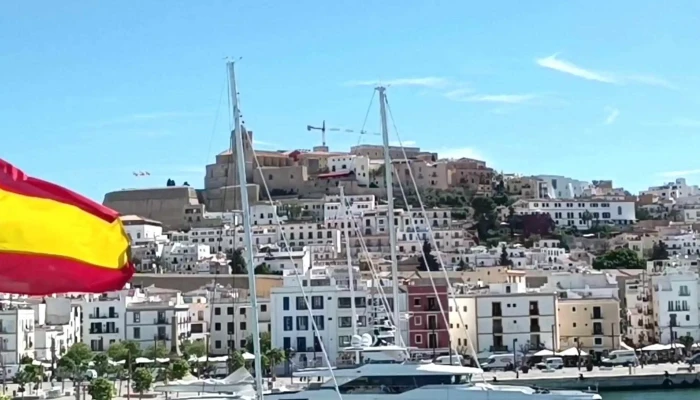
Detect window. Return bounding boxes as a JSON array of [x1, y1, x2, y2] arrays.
[[240, 308, 246, 315], [338, 317, 352, 328], [337, 297, 352, 309], [339, 335, 351, 346], [313, 315, 325, 330], [594, 338, 602, 345], [283, 317, 293, 331], [214, 307, 221, 316], [414, 316, 422, 325], [227, 307, 233, 315], [240, 322, 247, 330], [413, 298, 421, 307], [133, 327, 140, 339], [296, 316, 309, 330], [283, 297, 290, 311], [215, 322, 221, 331], [296, 337, 307, 351], [133, 312, 140, 323], [312, 296, 324, 310], [415, 334, 423, 344], [283, 337, 291, 350], [296, 297, 307, 310], [261, 304, 267, 312], [227, 322, 234, 334], [215, 340, 222, 349]]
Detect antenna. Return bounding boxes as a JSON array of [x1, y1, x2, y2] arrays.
[[306, 120, 381, 147]]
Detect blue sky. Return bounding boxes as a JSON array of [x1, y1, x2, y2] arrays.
[[2, 1, 700, 200]]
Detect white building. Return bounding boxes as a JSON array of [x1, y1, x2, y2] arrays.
[[33, 300, 82, 362], [80, 291, 127, 352], [125, 289, 191, 353], [652, 267, 700, 343], [661, 231, 700, 256], [122, 215, 170, 271], [161, 243, 212, 272], [515, 198, 636, 230], [396, 227, 472, 256], [536, 175, 590, 199], [253, 246, 312, 274], [473, 283, 557, 353], [250, 203, 287, 226], [270, 266, 369, 368], [327, 155, 371, 185], [0, 304, 35, 366], [642, 178, 698, 200], [208, 289, 271, 355]]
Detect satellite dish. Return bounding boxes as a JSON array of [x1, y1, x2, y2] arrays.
[[350, 335, 362, 347], [361, 333, 373, 347]]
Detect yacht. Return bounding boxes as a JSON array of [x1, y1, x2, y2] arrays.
[[263, 334, 601, 400]]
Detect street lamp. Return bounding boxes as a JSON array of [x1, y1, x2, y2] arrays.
[[512, 338, 519, 378]]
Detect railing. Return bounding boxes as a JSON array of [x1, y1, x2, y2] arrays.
[[493, 325, 504, 334], [679, 291, 691, 297], [530, 325, 541, 332], [154, 318, 168, 325], [591, 313, 603, 319], [529, 308, 540, 316], [592, 329, 604, 335]]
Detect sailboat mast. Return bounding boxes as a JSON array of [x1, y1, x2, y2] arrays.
[[377, 86, 401, 344], [339, 185, 359, 363], [228, 61, 264, 400]]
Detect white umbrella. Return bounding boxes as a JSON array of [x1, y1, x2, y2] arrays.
[[558, 347, 588, 357], [641, 343, 668, 351], [669, 343, 685, 349], [533, 349, 556, 357], [242, 352, 256, 361], [134, 357, 154, 364], [156, 358, 171, 363]]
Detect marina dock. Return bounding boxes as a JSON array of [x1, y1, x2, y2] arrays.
[[484, 364, 700, 391]]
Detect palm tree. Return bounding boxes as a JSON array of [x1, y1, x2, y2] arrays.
[[582, 210, 593, 229], [265, 348, 286, 377]]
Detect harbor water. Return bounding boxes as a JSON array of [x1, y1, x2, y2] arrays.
[[605, 389, 700, 400]]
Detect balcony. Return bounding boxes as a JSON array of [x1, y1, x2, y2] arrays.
[[493, 325, 504, 334], [154, 334, 170, 341], [90, 328, 119, 334], [529, 308, 540, 316], [592, 329, 604, 335], [530, 325, 541, 332], [154, 318, 169, 325], [591, 313, 603, 319], [679, 291, 691, 297], [89, 312, 119, 319]]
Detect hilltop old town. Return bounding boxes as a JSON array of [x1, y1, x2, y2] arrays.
[[3, 138, 700, 386]]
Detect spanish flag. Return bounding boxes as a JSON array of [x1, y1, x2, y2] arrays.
[[0, 159, 134, 295]]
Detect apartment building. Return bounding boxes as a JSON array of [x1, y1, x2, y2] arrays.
[[557, 296, 620, 354], [270, 266, 369, 368], [473, 283, 557, 354], [625, 276, 654, 345], [535, 175, 590, 199], [253, 247, 311, 274], [396, 227, 471, 256], [0, 304, 35, 366], [32, 300, 82, 362], [278, 223, 341, 250], [209, 289, 271, 354], [125, 295, 191, 354], [652, 267, 700, 343], [515, 198, 636, 230], [407, 280, 451, 355], [161, 243, 212, 272]]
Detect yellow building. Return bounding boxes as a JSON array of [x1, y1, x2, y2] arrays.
[[557, 297, 621, 354]]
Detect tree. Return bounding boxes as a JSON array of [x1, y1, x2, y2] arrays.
[[255, 263, 272, 274], [143, 344, 168, 359], [650, 241, 669, 261], [499, 245, 511, 267], [180, 340, 206, 358], [227, 249, 247, 274], [417, 240, 441, 271], [107, 340, 141, 361], [471, 197, 496, 218], [20, 355, 33, 365], [131, 368, 153, 399], [265, 348, 285, 377], [92, 353, 111, 377], [183, 181, 190, 186], [227, 351, 246, 373], [636, 207, 653, 220], [679, 335, 695, 353], [15, 369, 32, 396], [581, 210, 593, 229], [88, 377, 115, 400], [246, 331, 272, 355], [171, 359, 190, 380], [56, 357, 76, 391], [592, 248, 646, 270], [457, 259, 467, 271], [492, 193, 509, 207], [166, 179, 176, 187], [507, 206, 516, 238]]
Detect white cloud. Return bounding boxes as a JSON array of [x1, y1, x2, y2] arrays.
[[536, 54, 675, 89], [536, 55, 616, 83], [443, 87, 473, 101], [345, 77, 450, 88], [461, 94, 538, 104], [656, 169, 700, 178], [437, 147, 489, 163], [604, 107, 620, 125]]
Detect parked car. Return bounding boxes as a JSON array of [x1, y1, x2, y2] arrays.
[[601, 350, 638, 367], [481, 354, 516, 372], [536, 357, 564, 370]]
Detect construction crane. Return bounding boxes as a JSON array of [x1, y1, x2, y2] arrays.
[[307, 120, 380, 147]]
